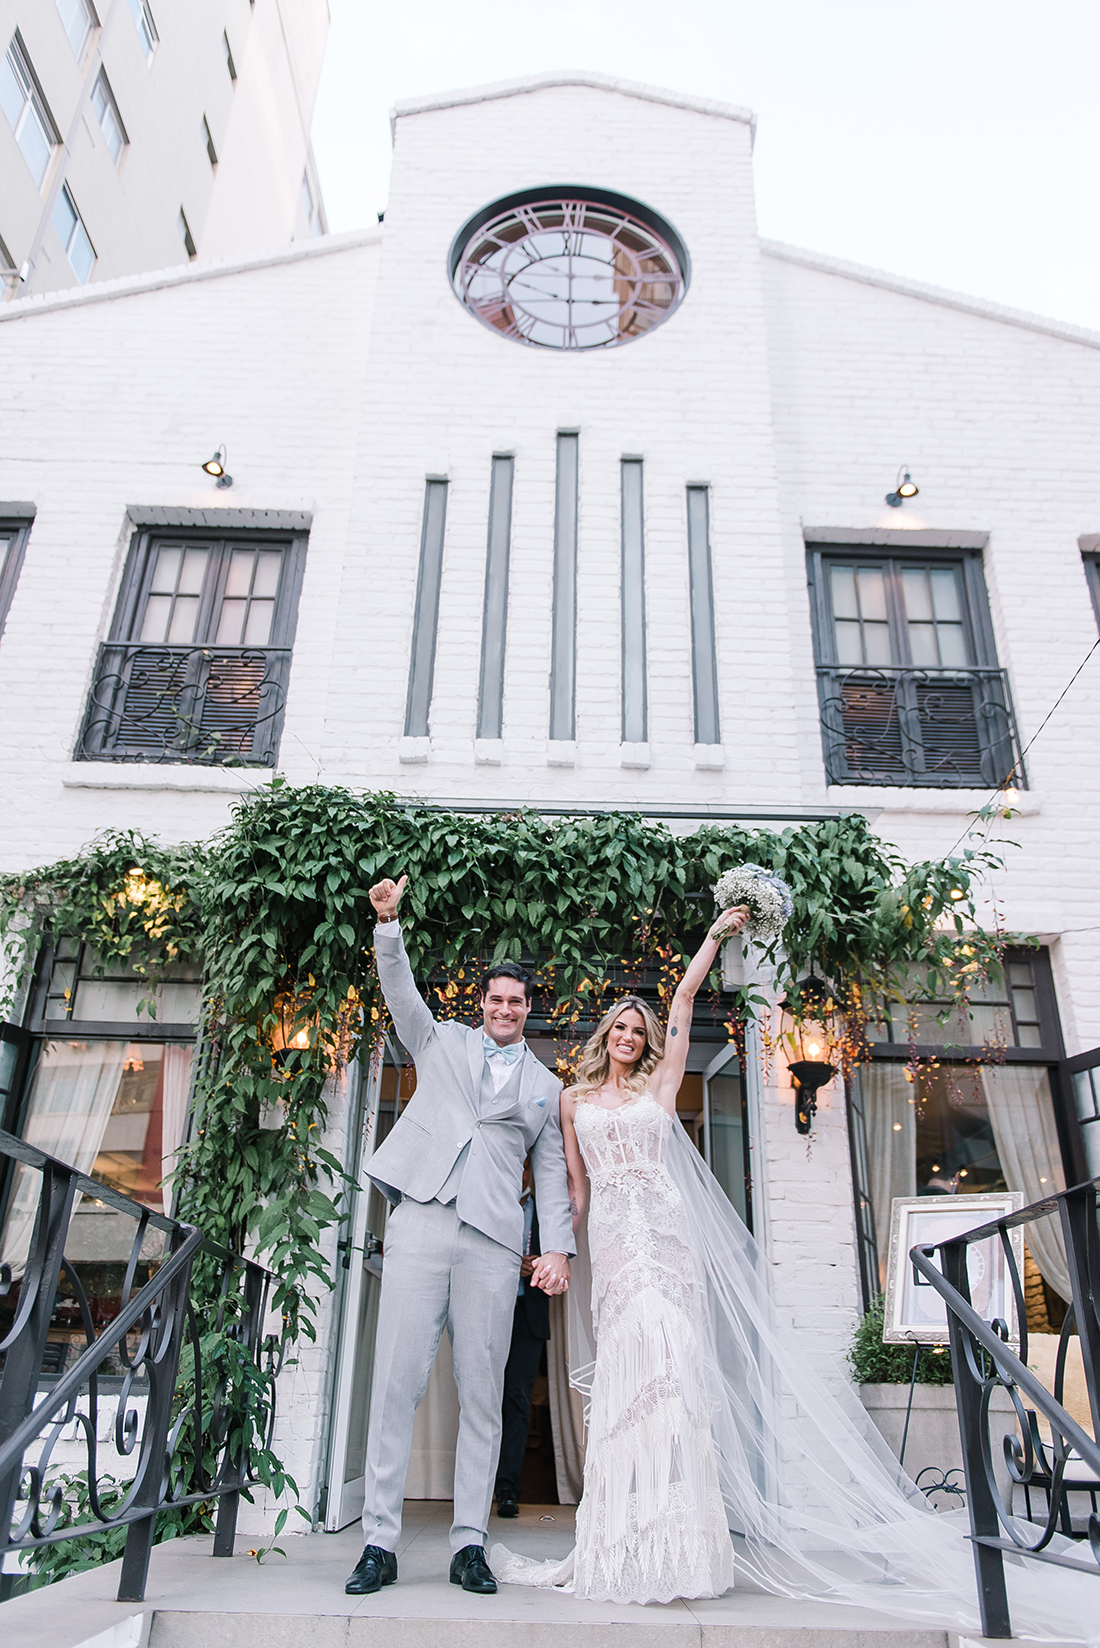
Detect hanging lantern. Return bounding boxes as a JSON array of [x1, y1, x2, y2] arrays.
[[270, 992, 317, 1062], [779, 975, 840, 1135]]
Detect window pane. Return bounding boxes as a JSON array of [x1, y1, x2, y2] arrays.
[[58, 0, 94, 57], [908, 622, 939, 666], [215, 598, 245, 644], [1018, 1025, 1043, 1048], [936, 624, 969, 667], [52, 189, 77, 249], [901, 568, 933, 621], [930, 567, 962, 621], [253, 550, 282, 598], [68, 218, 95, 283], [18, 108, 52, 187], [139, 593, 171, 642], [1007, 963, 1034, 987], [102, 104, 124, 162], [1012, 988, 1037, 1021], [150, 546, 181, 592], [830, 565, 858, 618], [178, 546, 208, 595], [834, 619, 863, 665], [91, 78, 106, 120], [862, 622, 893, 666], [856, 566, 887, 621], [243, 599, 273, 645], [225, 549, 254, 597], [167, 594, 199, 642]]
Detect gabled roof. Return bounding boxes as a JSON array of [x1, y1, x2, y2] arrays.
[[391, 70, 756, 139], [763, 239, 1100, 352]]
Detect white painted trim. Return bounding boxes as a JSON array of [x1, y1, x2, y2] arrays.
[[0, 230, 382, 324], [762, 239, 1100, 351], [62, 765, 271, 793], [391, 71, 756, 138]]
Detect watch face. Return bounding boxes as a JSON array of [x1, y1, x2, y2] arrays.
[[449, 188, 689, 351]]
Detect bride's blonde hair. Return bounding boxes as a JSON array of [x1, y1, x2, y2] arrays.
[[572, 995, 666, 1097]]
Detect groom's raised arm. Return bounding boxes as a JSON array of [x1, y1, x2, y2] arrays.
[[370, 875, 436, 1055]]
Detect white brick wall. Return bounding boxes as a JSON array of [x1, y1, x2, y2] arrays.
[[2, 72, 1100, 1533]]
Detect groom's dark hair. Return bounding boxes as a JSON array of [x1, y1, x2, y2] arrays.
[[479, 961, 534, 1001]]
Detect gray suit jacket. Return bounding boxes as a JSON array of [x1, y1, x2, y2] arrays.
[[368, 925, 575, 1258]]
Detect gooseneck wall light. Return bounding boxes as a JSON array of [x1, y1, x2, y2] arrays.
[[780, 975, 840, 1135], [201, 446, 233, 488], [885, 467, 919, 508]]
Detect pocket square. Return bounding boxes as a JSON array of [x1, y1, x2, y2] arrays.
[[533, 1096, 546, 1108]]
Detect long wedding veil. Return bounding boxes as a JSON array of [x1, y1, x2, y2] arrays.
[[566, 1115, 1098, 1645]]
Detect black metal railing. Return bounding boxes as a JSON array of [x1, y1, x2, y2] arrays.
[[0, 1129, 281, 1602], [817, 665, 1024, 788], [911, 1177, 1100, 1638], [76, 643, 291, 766]]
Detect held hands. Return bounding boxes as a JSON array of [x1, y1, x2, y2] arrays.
[[369, 874, 408, 919], [708, 905, 751, 944], [530, 1251, 570, 1296]]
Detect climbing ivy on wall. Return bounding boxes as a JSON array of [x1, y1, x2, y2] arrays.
[[0, 781, 1008, 1352]]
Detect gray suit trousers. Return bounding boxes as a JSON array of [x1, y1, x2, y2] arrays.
[[361, 1198, 521, 1553]]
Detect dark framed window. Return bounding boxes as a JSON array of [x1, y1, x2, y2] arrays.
[[0, 514, 32, 642], [405, 480, 448, 738], [807, 544, 1024, 787], [847, 948, 1080, 1331], [1081, 550, 1100, 630], [77, 527, 306, 765]]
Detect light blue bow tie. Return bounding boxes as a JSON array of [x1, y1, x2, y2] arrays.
[[483, 1035, 523, 1064]]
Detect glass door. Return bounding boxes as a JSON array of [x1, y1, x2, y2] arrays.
[[702, 1047, 751, 1231], [322, 1042, 397, 1530]]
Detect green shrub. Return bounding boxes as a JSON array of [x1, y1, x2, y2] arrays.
[[848, 1295, 954, 1385]]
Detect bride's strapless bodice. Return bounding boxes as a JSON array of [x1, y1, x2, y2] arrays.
[[573, 1089, 672, 1185]]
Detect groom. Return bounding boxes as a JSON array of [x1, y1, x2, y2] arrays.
[[345, 874, 574, 1598]]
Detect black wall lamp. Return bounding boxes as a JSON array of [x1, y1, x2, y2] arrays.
[[201, 446, 233, 488], [780, 975, 839, 1135], [885, 467, 919, 508]]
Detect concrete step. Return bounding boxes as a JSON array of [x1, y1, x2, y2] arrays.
[[0, 1504, 1075, 1648]]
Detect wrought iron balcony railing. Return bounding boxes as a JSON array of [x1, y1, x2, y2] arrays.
[[912, 1178, 1100, 1638], [817, 665, 1024, 788], [0, 1128, 281, 1603], [76, 643, 291, 766]]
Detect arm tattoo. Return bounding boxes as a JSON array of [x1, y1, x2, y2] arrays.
[[569, 1196, 579, 1217], [670, 1026, 678, 1037]]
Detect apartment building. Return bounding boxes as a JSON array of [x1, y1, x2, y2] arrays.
[[0, 0, 327, 299]]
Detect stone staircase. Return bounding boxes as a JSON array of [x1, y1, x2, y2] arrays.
[[1, 1504, 1070, 1648]]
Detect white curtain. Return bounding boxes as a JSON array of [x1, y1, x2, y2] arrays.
[[1, 1039, 127, 1277], [981, 1065, 1072, 1303], [861, 1064, 916, 1290], [547, 1292, 585, 1503], [160, 1043, 194, 1213]]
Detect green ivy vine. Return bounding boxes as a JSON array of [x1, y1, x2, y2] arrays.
[[0, 782, 1008, 1558]]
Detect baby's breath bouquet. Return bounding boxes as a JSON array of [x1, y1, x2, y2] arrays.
[[712, 864, 794, 945]]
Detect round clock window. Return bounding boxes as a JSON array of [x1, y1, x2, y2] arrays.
[[449, 186, 690, 351]]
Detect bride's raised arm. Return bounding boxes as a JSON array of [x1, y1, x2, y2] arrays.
[[649, 906, 750, 1116]]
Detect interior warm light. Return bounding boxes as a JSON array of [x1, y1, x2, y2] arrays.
[[959, 1168, 968, 1178], [949, 888, 966, 901], [892, 1122, 903, 1132], [932, 1164, 940, 1172]]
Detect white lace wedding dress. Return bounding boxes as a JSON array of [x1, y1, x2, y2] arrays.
[[492, 1090, 736, 1603]]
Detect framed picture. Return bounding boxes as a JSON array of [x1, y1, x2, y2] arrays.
[[883, 1193, 1025, 1348]]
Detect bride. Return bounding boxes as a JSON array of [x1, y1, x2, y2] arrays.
[[493, 908, 1100, 1643]]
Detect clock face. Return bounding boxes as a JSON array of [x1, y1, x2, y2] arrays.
[[450, 189, 689, 351]]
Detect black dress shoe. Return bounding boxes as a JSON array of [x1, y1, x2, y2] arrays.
[[449, 1544, 497, 1594], [345, 1544, 397, 1595], [495, 1493, 519, 1518]]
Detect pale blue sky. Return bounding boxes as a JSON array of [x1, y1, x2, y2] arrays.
[[310, 0, 1100, 331]]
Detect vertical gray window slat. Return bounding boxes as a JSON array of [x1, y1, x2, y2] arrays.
[[620, 459, 647, 743], [550, 433, 579, 741], [404, 479, 448, 738], [687, 486, 720, 745], [477, 456, 514, 740]]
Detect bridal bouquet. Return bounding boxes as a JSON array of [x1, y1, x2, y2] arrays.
[[712, 864, 794, 944]]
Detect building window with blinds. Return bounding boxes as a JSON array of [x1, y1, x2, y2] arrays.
[[807, 545, 1024, 788], [77, 528, 307, 766]]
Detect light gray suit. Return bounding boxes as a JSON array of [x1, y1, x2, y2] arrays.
[[361, 923, 573, 1554]]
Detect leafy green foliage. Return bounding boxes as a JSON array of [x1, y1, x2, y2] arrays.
[[0, 783, 1006, 1580], [848, 1295, 954, 1385]]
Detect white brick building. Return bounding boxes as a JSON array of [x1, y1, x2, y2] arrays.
[[1, 71, 1098, 1533]]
